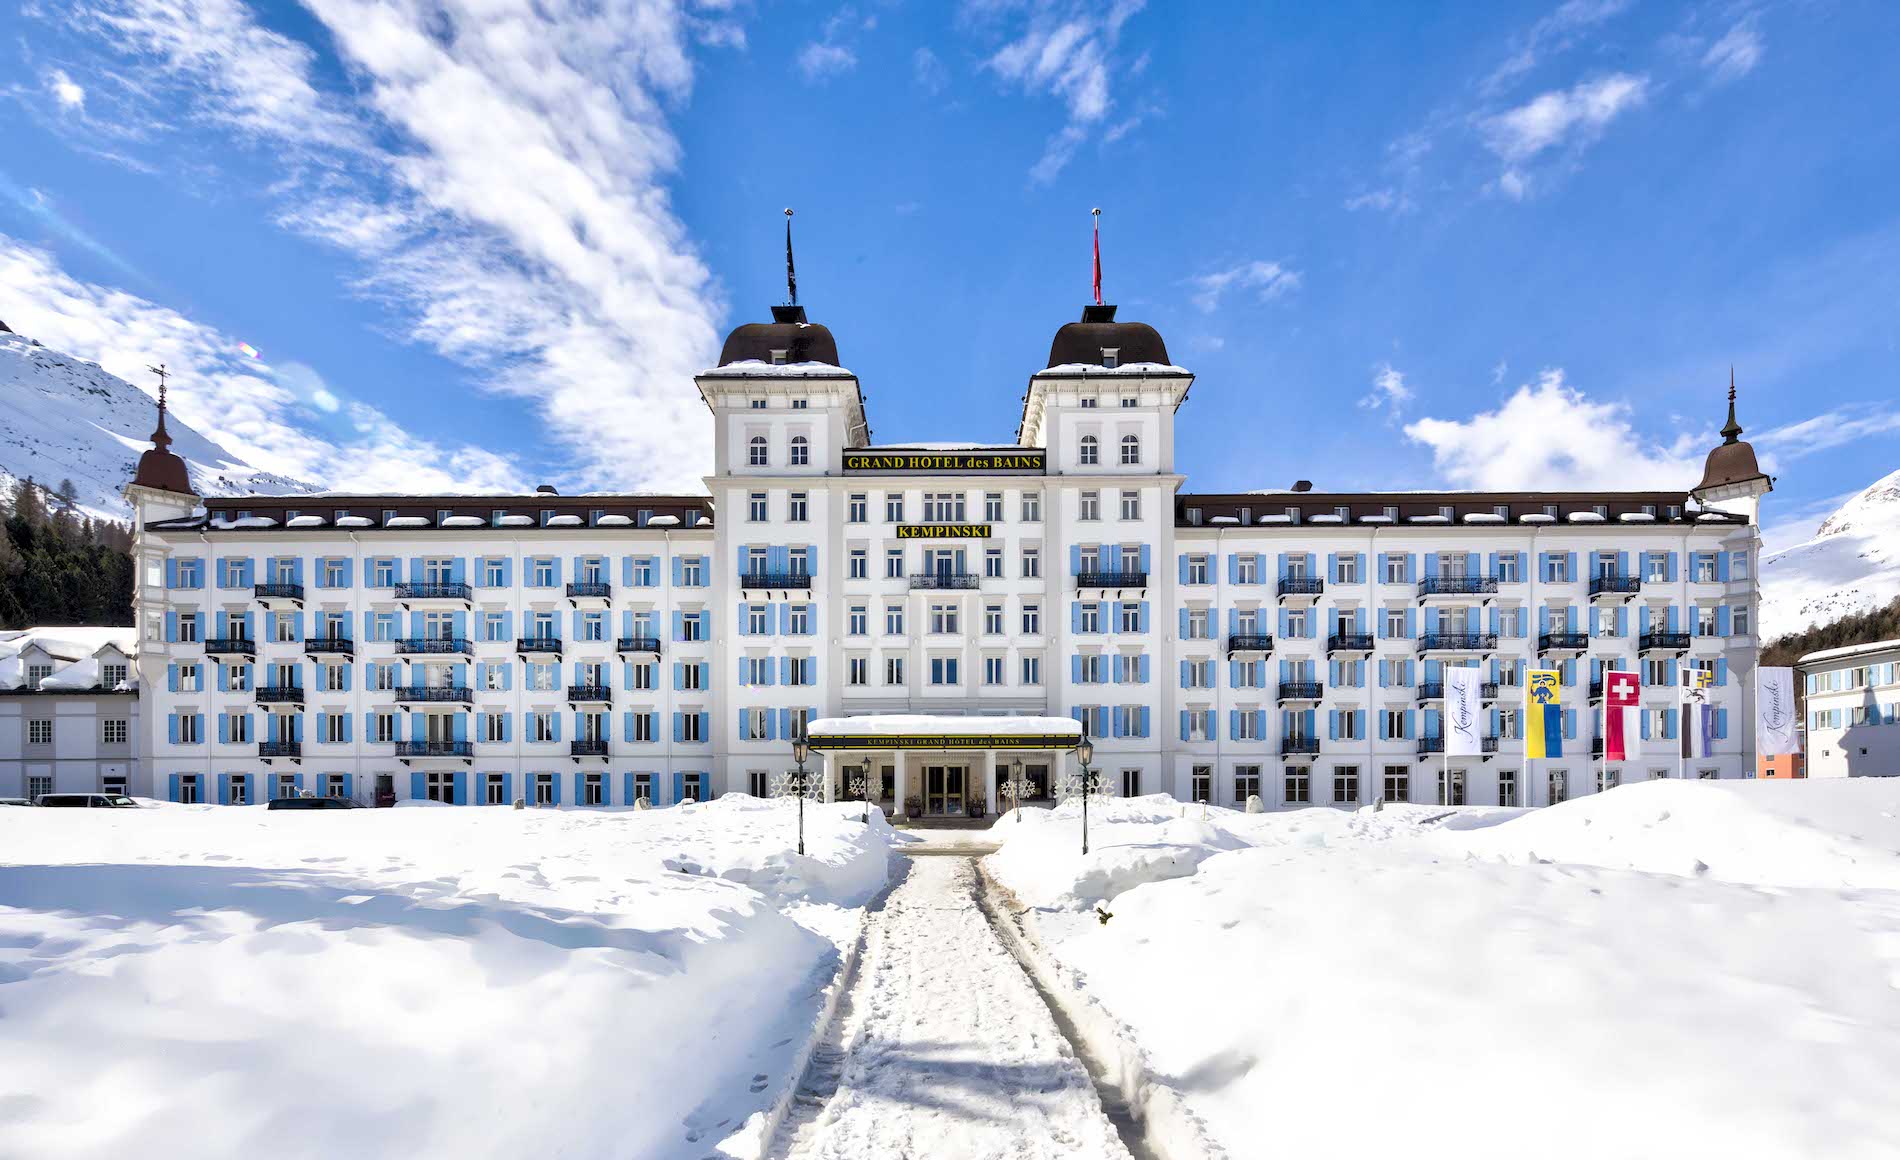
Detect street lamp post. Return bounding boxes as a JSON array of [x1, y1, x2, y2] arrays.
[[791, 728, 811, 856], [1005, 756, 1028, 823], [1076, 734, 1095, 856], [849, 769, 869, 824]]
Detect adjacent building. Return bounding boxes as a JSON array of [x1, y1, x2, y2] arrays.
[[0, 628, 141, 800], [1799, 639, 1900, 778], [124, 296, 1771, 810]]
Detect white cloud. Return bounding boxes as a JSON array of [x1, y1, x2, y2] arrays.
[[1359, 363, 1412, 418], [977, 0, 1147, 181], [1755, 405, 1900, 458], [47, 68, 86, 111], [912, 46, 948, 95], [1482, 0, 1634, 96], [1480, 72, 1648, 198], [799, 5, 871, 83], [0, 235, 526, 493], [1188, 260, 1301, 313], [1404, 369, 1706, 490], [62, 0, 727, 492], [1343, 187, 1411, 215], [1702, 19, 1763, 85]]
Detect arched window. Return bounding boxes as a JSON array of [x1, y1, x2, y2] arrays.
[[790, 435, 809, 466], [1120, 433, 1141, 465], [748, 435, 768, 467], [1079, 434, 1098, 466]]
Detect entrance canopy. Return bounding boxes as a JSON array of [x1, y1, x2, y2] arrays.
[[805, 714, 1082, 752]]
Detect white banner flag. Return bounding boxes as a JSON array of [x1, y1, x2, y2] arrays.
[[1445, 667, 1485, 756], [1756, 666, 1801, 755]]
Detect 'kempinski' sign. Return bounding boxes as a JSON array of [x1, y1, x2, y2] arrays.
[[895, 524, 992, 539], [842, 449, 1046, 473]]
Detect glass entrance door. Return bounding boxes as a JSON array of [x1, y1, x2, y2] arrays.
[[925, 765, 966, 815]]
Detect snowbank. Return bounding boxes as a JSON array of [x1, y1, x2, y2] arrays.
[[0, 797, 896, 1160], [987, 782, 1900, 1159]]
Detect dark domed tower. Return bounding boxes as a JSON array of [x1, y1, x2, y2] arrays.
[[1019, 303, 1192, 476], [1691, 371, 1772, 524]]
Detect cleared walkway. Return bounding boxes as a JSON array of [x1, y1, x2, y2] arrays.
[[772, 856, 1133, 1160]]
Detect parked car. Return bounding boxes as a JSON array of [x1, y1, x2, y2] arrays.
[[266, 795, 363, 811], [0, 797, 33, 807], [36, 794, 141, 808]]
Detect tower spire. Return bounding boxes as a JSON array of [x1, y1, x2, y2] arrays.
[[783, 207, 797, 307], [146, 363, 172, 451], [1091, 207, 1103, 306], [1721, 365, 1742, 444]]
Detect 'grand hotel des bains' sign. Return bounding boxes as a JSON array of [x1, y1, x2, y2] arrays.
[[841, 449, 1047, 474]]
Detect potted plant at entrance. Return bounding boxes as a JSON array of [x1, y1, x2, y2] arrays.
[[966, 793, 986, 819], [904, 794, 923, 819]]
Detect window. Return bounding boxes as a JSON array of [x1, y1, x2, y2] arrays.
[[1439, 768, 1467, 806], [1120, 434, 1140, 465], [885, 657, 906, 685], [681, 557, 704, 586], [885, 605, 905, 635], [1081, 396, 1098, 408], [790, 436, 809, 466], [1120, 603, 1143, 632], [534, 773, 555, 805], [748, 435, 768, 466], [787, 605, 811, 634], [1696, 605, 1718, 637], [1022, 603, 1041, 634], [1333, 765, 1360, 805], [848, 604, 869, 635], [1184, 709, 1212, 742], [1733, 605, 1751, 637], [885, 494, 905, 522], [482, 712, 507, 742], [1186, 608, 1210, 640], [1496, 553, 1521, 584], [984, 655, 1005, 686], [923, 492, 966, 521], [102, 718, 129, 745], [985, 548, 1004, 578], [1184, 659, 1212, 689], [1079, 434, 1099, 465], [322, 715, 346, 743], [175, 775, 201, 804], [1334, 554, 1359, 584], [1235, 555, 1258, 585], [848, 493, 868, 522], [1078, 654, 1106, 683], [1284, 768, 1310, 804], [1382, 765, 1409, 803], [1021, 655, 1042, 685], [1079, 491, 1100, 521], [1498, 769, 1518, 807], [984, 604, 1005, 635], [178, 714, 201, 744], [930, 657, 960, 686], [1382, 709, 1409, 739], [485, 774, 507, 805], [848, 656, 868, 685], [749, 492, 768, 521], [1120, 490, 1140, 520], [1542, 553, 1572, 583], [886, 549, 905, 579], [1186, 555, 1209, 585], [1548, 770, 1568, 803], [28, 718, 53, 745], [1730, 551, 1750, 580], [985, 492, 1004, 522], [1235, 764, 1261, 802], [789, 492, 808, 522], [1022, 492, 1041, 522], [1022, 547, 1041, 579], [531, 558, 556, 587]]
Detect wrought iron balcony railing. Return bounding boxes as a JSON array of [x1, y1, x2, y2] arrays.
[[304, 637, 354, 655], [255, 686, 304, 705], [395, 637, 472, 655], [395, 741, 473, 758], [258, 741, 302, 758], [1226, 634, 1275, 655], [1538, 632, 1589, 652], [1420, 681, 1500, 700], [1277, 681, 1324, 701], [566, 581, 612, 599], [516, 636, 564, 655], [1418, 735, 1500, 755], [205, 637, 256, 655], [395, 581, 472, 601], [910, 573, 981, 589], [253, 582, 304, 601], [1588, 575, 1641, 597], [1420, 632, 1499, 651], [394, 686, 471, 703], [1280, 737, 1321, 756], [1277, 575, 1324, 599], [616, 636, 662, 654], [737, 571, 813, 589], [566, 685, 612, 703], [570, 740, 610, 757], [1327, 632, 1374, 653], [1076, 570, 1148, 588], [1418, 576, 1499, 596], [1640, 631, 1692, 652]]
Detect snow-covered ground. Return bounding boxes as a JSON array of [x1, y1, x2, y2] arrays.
[[0, 796, 895, 1160], [986, 784, 1900, 1160]]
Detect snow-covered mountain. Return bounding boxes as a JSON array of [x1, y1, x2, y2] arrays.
[[1761, 468, 1900, 639], [0, 326, 313, 522]]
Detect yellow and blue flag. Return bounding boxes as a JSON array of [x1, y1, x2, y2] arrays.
[[1525, 669, 1563, 758]]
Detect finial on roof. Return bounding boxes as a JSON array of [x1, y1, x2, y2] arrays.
[[130, 361, 196, 496], [1721, 366, 1743, 444], [783, 207, 797, 307], [146, 363, 172, 451]]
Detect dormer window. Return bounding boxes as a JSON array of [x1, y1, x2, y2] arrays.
[[792, 399, 808, 409], [770, 349, 789, 365], [1080, 396, 1098, 408], [750, 399, 766, 409], [1101, 347, 1120, 368]]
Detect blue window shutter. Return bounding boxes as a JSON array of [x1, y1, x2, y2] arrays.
[[1715, 658, 1728, 686], [1179, 710, 1190, 741], [1070, 545, 1083, 575], [1328, 710, 1339, 741], [1406, 709, 1418, 738], [1404, 607, 1416, 638], [1178, 554, 1191, 584], [1229, 709, 1240, 740], [1424, 552, 1438, 578]]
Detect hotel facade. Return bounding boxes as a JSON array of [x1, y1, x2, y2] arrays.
[[124, 300, 1773, 812]]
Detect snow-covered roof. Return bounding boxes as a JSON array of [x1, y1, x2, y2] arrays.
[[647, 515, 680, 527], [864, 442, 1025, 453], [497, 515, 535, 527], [1037, 361, 1191, 376], [0, 628, 137, 691], [285, 515, 327, 528], [1568, 512, 1607, 523], [699, 360, 857, 378], [807, 714, 1084, 746], [1209, 515, 1239, 525], [385, 516, 429, 528], [1619, 513, 1657, 523], [440, 515, 485, 528], [1307, 514, 1345, 524], [335, 515, 374, 528], [546, 514, 582, 527], [1520, 513, 1557, 524], [1463, 513, 1506, 524], [595, 514, 633, 526], [211, 515, 278, 529], [1408, 515, 1451, 524], [1800, 638, 1900, 666]]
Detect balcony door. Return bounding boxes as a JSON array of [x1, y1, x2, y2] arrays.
[[426, 664, 452, 689], [581, 714, 606, 742], [424, 612, 453, 640], [1444, 607, 1469, 634], [426, 713, 451, 744], [1441, 553, 1467, 579], [425, 558, 453, 584]]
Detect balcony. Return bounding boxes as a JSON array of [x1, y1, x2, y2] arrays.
[[1538, 632, 1588, 653], [1326, 632, 1374, 654], [616, 636, 662, 655], [394, 581, 472, 603], [567, 684, 612, 704], [570, 739, 610, 758], [516, 636, 564, 657], [910, 572, 981, 590], [255, 685, 304, 705], [1420, 632, 1498, 652], [1418, 576, 1498, 598], [1277, 680, 1324, 702], [394, 686, 471, 704], [253, 582, 304, 604], [1639, 631, 1691, 653], [1418, 735, 1501, 756], [1589, 575, 1641, 599], [395, 741, 473, 760], [1280, 737, 1320, 757], [205, 637, 256, 657], [1277, 575, 1324, 600], [737, 571, 812, 590], [1076, 570, 1148, 589], [566, 581, 612, 604], [1419, 681, 1500, 701], [395, 637, 472, 656], [258, 741, 301, 759], [304, 637, 354, 656], [1226, 633, 1275, 655]]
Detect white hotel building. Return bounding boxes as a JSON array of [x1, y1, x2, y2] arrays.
[[125, 300, 1773, 812]]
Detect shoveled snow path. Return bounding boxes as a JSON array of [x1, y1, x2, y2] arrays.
[[774, 856, 1133, 1160]]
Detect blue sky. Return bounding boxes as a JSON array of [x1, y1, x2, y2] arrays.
[[1, 0, 1895, 548]]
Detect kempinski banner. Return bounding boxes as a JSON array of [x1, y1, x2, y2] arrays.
[[842, 449, 1047, 473]]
